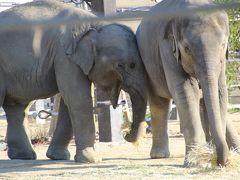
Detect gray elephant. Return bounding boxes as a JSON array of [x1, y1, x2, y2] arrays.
[[0, 0, 146, 162], [136, 0, 239, 166]]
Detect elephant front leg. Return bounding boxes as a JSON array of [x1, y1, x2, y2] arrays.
[[172, 79, 205, 165], [63, 90, 100, 163], [226, 121, 240, 151], [55, 63, 101, 163], [71, 106, 100, 163], [219, 68, 240, 150], [47, 98, 73, 160], [3, 103, 36, 160], [149, 93, 171, 159], [199, 98, 212, 142], [160, 42, 205, 165]]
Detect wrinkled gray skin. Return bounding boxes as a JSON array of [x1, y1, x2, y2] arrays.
[[0, 1, 147, 162], [136, 0, 239, 166]]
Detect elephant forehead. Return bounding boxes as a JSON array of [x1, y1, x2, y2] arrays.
[[100, 46, 123, 54], [98, 35, 129, 48], [100, 48, 129, 62], [182, 12, 228, 34], [99, 45, 136, 61]]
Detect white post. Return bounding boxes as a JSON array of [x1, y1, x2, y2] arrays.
[[110, 105, 124, 142]]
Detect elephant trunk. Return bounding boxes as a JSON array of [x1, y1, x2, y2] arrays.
[[124, 88, 147, 143], [199, 70, 228, 166]]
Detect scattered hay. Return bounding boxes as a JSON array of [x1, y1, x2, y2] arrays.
[[30, 126, 50, 145], [186, 144, 240, 170], [132, 123, 147, 147]]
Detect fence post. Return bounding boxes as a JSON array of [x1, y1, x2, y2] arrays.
[[96, 88, 112, 142], [91, 0, 116, 142], [91, 0, 116, 15], [48, 94, 61, 137]]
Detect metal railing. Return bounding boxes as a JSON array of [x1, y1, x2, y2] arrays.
[[0, 2, 239, 32]]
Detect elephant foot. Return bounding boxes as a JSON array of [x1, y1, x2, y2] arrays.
[[74, 147, 102, 163], [46, 146, 70, 160], [150, 146, 170, 159], [8, 148, 37, 160]]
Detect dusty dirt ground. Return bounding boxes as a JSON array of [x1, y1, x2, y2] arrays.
[[0, 112, 240, 179], [0, 0, 240, 179]]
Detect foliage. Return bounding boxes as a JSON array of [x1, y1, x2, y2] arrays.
[[121, 113, 132, 130], [226, 61, 240, 89], [214, 1, 240, 89], [214, 0, 240, 52], [228, 107, 240, 113], [145, 111, 151, 119]]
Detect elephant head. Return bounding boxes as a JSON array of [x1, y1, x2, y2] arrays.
[[61, 23, 147, 143], [164, 11, 229, 165]]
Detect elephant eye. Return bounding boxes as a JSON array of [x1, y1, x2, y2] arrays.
[[129, 62, 136, 69], [184, 45, 191, 54], [118, 64, 124, 68]]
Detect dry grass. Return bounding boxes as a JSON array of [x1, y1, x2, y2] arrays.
[[122, 121, 148, 147], [30, 125, 50, 145], [186, 144, 240, 170], [1, 112, 240, 179]]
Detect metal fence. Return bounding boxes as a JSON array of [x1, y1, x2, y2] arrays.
[[0, 1, 240, 32]]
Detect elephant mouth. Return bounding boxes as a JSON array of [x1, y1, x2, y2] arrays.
[[110, 82, 121, 109]]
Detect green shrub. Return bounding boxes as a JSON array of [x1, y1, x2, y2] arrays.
[[226, 61, 240, 90], [214, 1, 240, 89], [214, 0, 240, 52]]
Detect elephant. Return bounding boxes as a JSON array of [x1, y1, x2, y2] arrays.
[[136, 0, 239, 166], [0, 0, 147, 163]]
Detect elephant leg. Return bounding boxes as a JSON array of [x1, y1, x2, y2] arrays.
[[46, 98, 73, 160], [219, 68, 240, 150], [199, 98, 212, 143], [218, 67, 228, 136], [160, 43, 205, 165], [199, 98, 240, 150], [3, 103, 36, 160], [55, 62, 100, 163], [149, 93, 171, 159], [173, 80, 205, 165], [226, 121, 240, 151]]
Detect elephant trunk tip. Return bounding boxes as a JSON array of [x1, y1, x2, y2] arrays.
[[216, 141, 229, 167], [123, 121, 146, 144]]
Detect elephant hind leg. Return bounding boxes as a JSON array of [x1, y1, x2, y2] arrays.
[[149, 93, 171, 159], [3, 102, 36, 160], [46, 97, 73, 160]]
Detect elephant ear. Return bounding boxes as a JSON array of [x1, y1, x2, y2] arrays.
[[60, 28, 97, 75], [164, 20, 181, 63]]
